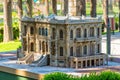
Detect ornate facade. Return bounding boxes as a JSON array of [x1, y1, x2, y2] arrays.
[[20, 16, 106, 68]]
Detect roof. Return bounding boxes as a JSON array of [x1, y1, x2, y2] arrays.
[[22, 15, 102, 24]]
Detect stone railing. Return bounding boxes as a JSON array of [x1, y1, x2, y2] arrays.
[[69, 53, 107, 61]]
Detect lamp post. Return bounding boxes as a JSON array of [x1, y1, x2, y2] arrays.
[[106, 0, 111, 65], [119, 0, 120, 32]]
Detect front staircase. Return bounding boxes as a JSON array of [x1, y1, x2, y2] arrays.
[[17, 53, 48, 67], [17, 53, 34, 64], [29, 54, 48, 67]]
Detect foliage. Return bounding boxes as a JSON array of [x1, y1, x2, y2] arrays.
[[44, 71, 120, 80], [0, 33, 3, 42], [0, 27, 19, 42], [0, 11, 19, 42], [0, 41, 21, 52]]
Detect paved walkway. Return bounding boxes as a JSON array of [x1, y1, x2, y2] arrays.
[[102, 32, 120, 55]]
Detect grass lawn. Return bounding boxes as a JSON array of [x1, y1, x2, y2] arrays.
[[0, 41, 21, 52]]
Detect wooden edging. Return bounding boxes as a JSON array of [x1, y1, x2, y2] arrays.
[[0, 65, 44, 80]]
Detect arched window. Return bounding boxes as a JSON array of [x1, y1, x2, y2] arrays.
[[52, 28, 55, 39], [45, 28, 48, 36], [70, 30, 73, 39], [60, 47, 63, 56], [70, 47, 73, 56], [90, 27, 94, 37], [84, 29, 87, 38], [76, 28, 81, 38], [30, 43, 34, 51], [76, 46, 81, 57], [42, 28, 44, 35], [30, 27, 34, 35], [39, 28, 42, 35], [83, 45, 87, 55], [60, 30, 63, 40]]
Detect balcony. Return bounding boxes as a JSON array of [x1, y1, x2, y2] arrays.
[[74, 37, 100, 42], [69, 53, 107, 61]]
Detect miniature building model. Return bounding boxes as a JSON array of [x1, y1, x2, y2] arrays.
[[19, 15, 106, 68]]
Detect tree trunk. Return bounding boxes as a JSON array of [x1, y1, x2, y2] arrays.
[[76, 0, 86, 16], [3, 0, 13, 42], [109, 0, 113, 14], [52, 0, 57, 15], [64, 0, 68, 16], [90, 0, 97, 17], [17, 0, 23, 40], [45, 0, 49, 16], [26, 0, 32, 17], [103, 0, 108, 27]]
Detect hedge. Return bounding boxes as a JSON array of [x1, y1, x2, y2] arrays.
[[44, 71, 120, 80]]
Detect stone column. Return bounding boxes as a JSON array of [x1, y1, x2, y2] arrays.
[[76, 60, 78, 69], [81, 44, 83, 57], [81, 27, 84, 39], [66, 25, 70, 67], [55, 27, 58, 67], [99, 26, 102, 38], [40, 40, 43, 54], [94, 58, 96, 67], [70, 60, 73, 68], [27, 34, 29, 54], [85, 60, 87, 68], [36, 37, 39, 53], [81, 60, 83, 68], [44, 41, 46, 54], [99, 58, 101, 66], [94, 42, 96, 55], [94, 27, 96, 38]]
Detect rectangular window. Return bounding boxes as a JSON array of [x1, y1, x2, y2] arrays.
[[23, 38, 27, 51], [31, 43, 34, 51], [24, 25, 27, 36], [30, 27, 34, 35], [97, 28, 100, 38], [60, 47, 63, 56]]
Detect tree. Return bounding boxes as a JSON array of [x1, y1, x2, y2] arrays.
[[17, 0, 23, 39], [76, 0, 86, 16], [90, 0, 97, 17], [109, 0, 113, 14], [52, 0, 57, 15], [3, 0, 13, 42], [64, 0, 68, 16], [26, 0, 32, 17], [45, 0, 49, 16], [103, 0, 108, 26]]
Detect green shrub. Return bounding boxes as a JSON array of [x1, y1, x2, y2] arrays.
[[0, 33, 3, 42], [44, 71, 120, 80], [44, 72, 76, 80], [0, 26, 19, 42]]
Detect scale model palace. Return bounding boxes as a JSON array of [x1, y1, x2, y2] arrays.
[[17, 15, 106, 69]]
